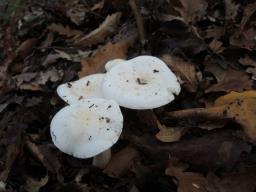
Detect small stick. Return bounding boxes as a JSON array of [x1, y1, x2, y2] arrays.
[[128, 0, 146, 46]]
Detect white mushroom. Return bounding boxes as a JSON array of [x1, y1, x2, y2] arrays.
[[105, 59, 125, 72], [57, 73, 104, 104], [102, 56, 181, 109], [50, 98, 123, 168]]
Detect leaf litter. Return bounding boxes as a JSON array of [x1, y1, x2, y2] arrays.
[[1, 0, 256, 191]]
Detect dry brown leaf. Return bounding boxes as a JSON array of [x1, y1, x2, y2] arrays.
[[16, 38, 39, 59], [239, 55, 256, 67], [239, 55, 256, 80], [79, 40, 131, 77], [205, 25, 225, 40], [162, 55, 201, 92], [230, 28, 256, 50], [103, 146, 140, 177], [129, 131, 250, 170], [12, 68, 63, 91], [166, 91, 256, 141], [176, 0, 208, 24], [48, 23, 83, 38], [75, 13, 122, 47], [208, 39, 224, 53], [240, 2, 256, 30], [23, 175, 48, 192], [205, 62, 253, 93], [155, 116, 185, 142], [166, 164, 208, 192], [225, 0, 239, 20], [66, 4, 86, 25]]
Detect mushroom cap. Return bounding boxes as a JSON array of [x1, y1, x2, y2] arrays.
[[57, 73, 104, 104], [50, 98, 123, 158], [105, 59, 125, 72], [102, 56, 181, 109]]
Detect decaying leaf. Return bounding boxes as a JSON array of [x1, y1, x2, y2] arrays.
[[205, 25, 225, 40], [103, 146, 140, 177], [166, 91, 256, 141], [66, 4, 86, 25], [239, 55, 256, 80], [129, 131, 250, 170], [79, 40, 132, 77], [176, 0, 208, 24], [48, 23, 83, 38], [23, 175, 48, 192], [16, 38, 39, 59], [25, 138, 61, 174], [205, 61, 253, 92], [0, 127, 23, 182], [162, 55, 201, 92], [155, 118, 185, 143], [12, 67, 64, 91], [240, 2, 256, 30], [208, 39, 224, 53], [230, 28, 256, 50], [225, 0, 239, 21], [166, 163, 208, 192], [75, 12, 122, 47]]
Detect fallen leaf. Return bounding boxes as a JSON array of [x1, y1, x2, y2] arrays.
[[230, 28, 256, 50], [205, 25, 225, 40], [25, 138, 61, 174], [75, 12, 122, 47], [79, 40, 132, 77], [206, 170, 256, 192], [240, 2, 256, 30], [225, 0, 239, 21], [208, 39, 224, 53], [0, 127, 23, 182], [166, 91, 256, 141], [47, 23, 83, 38], [176, 0, 208, 24], [103, 146, 140, 177], [239, 55, 256, 80], [162, 55, 201, 92], [166, 164, 208, 192], [129, 131, 250, 170], [23, 175, 48, 192], [239, 55, 256, 67], [12, 67, 63, 91], [155, 117, 185, 142], [66, 4, 86, 25], [205, 61, 253, 93], [16, 38, 39, 59]]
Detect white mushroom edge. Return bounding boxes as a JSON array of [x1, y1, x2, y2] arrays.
[[57, 73, 105, 104], [102, 56, 181, 109], [50, 98, 123, 159]]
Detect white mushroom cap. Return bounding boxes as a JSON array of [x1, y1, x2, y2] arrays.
[[50, 98, 123, 158], [102, 56, 181, 109], [105, 59, 125, 72], [57, 73, 104, 104]]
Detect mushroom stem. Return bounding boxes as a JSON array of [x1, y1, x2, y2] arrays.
[[92, 149, 111, 169]]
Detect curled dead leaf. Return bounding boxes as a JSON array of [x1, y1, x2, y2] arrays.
[[166, 91, 256, 141], [162, 55, 201, 92], [79, 40, 132, 77], [74, 13, 122, 47], [103, 146, 140, 177]]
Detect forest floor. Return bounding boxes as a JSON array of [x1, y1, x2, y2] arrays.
[[1, 0, 256, 191]]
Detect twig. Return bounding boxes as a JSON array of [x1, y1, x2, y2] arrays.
[[128, 0, 146, 46]]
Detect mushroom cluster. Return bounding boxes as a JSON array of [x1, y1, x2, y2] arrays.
[[50, 55, 181, 168]]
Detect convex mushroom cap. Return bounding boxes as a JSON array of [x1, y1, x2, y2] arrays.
[[105, 59, 125, 72], [102, 56, 181, 109], [57, 73, 104, 104], [50, 98, 123, 158]]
